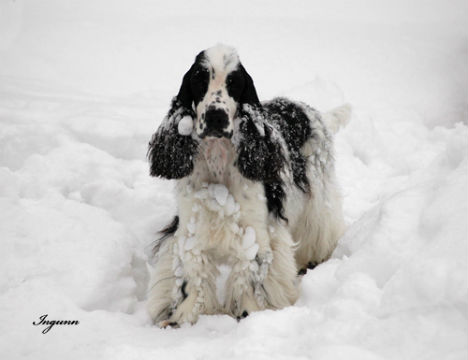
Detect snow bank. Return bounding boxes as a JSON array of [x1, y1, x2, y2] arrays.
[[0, 1, 467, 359]]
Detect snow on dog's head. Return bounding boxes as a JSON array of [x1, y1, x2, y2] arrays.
[[178, 44, 260, 139], [148, 44, 271, 181]]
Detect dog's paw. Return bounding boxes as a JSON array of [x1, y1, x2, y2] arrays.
[[236, 310, 249, 321], [230, 292, 260, 320], [163, 292, 201, 326], [298, 261, 318, 275], [158, 320, 180, 329]]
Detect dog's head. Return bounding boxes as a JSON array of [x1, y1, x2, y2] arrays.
[[149, 44, 285, 182], [177, 44, 260, 139]]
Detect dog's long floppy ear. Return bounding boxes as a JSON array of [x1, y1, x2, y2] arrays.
[[148, 65, 198, 179], [235, 64, 286, 182], [239, 64, 260, 106], [235, 106, 286, 182], [176, 65, 195, 110]]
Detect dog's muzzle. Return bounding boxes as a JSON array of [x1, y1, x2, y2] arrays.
[[202, 108, 230, 138]]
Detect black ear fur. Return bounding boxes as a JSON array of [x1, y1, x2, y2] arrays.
[[236, 64, 283, 180], [235, 72, 289, 220], [235, 109, 285, 182], [148, 65, 198, 179], [239, 64, 260, 106], [175, 65, 195, 110], [235, 109, 288, 220]]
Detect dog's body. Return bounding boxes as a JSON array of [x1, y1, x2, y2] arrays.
[[147, 44, 349, 326]]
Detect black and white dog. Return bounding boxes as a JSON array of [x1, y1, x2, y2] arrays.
[[147, 44, 350, 327]]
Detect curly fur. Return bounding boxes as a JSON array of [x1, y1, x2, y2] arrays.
[[147, 44, 350, 327]]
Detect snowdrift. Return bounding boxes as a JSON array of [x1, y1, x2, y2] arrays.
[[0, 1, 466, 359]]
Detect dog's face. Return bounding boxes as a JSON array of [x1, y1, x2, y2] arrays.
[[149, 44, 286, 183], [176, 44, 260, 139]]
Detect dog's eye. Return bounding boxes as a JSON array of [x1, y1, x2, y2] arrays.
[[193, 68, 209, 80], [226, 71, 245, 101], [227, 76, 239, 87], [227, 71, 243, 87], [191, 67, 210, 105]]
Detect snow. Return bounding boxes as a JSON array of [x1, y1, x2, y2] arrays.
[[184, 236, 196, 251], [211, 184, 229, 206], [0, 0, 467, 359], [216, 264, 232, 305], [242, 226, 259, 261], [187, 217, 196, 235], [177, 115, 193, 136]]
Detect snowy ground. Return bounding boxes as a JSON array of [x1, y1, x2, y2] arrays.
[[0, 1, 467, 359]]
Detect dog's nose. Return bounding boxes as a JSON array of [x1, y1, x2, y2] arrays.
[[204, 108, 229, 137]]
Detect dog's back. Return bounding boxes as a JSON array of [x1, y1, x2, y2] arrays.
[[147, 45, 349, 326], [262, 97, 349, 270]]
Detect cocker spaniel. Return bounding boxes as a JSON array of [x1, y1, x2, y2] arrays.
[[147, 44, 350, 327]]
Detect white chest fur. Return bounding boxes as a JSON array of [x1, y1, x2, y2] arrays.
[[201, 137, 233, 183], [168, 138, 279, 314], [175, 138, 270, 262]]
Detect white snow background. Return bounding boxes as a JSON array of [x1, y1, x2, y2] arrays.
[[0, 0, 467, 359]]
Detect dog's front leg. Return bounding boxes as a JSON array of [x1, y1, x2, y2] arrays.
[[147, 241, 178, 325], [224, 223, 300, 319], [158, 235, 219, 327], [224, 225, 273, 318]]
